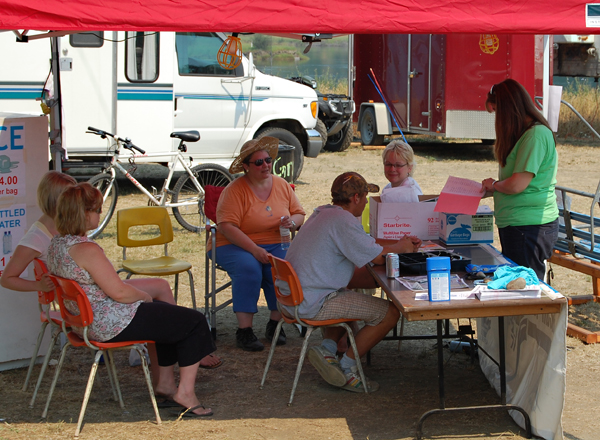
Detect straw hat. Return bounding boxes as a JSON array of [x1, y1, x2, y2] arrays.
[[229, 137, 279, 174]]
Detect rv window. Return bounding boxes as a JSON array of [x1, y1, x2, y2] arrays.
[[125, 32, 160, 83], [70, 32, 104, 48], [175, 33, 243, 77]]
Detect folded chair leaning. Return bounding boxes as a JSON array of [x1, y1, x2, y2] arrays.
[[260, 255, 368, 405], [42, 275, 161, 437]]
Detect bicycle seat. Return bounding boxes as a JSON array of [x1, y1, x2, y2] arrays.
[[170, 131, 200, 143]]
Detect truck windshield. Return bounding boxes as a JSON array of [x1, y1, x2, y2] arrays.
[[175, 32, 242, 77]]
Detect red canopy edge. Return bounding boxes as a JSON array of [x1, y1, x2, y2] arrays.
[[0, 0, 598, 35]]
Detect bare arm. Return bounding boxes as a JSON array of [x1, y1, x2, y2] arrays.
[[0, 245, 54, 292], [280, 213, 305, 232], [69, 242, 151, 304], [372, 235, 422, 265], [482, 172, 534, 195], [218, 221, 270, 264]]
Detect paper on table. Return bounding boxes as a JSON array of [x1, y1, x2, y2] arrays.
[[434, 176, 484, 215]]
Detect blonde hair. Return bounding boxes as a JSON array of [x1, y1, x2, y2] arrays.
[[37, 171, 76, 218], [55, 183, 102, 236], [382, 140, 416, 176]]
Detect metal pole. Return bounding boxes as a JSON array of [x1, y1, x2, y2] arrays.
[[49, 37, 63, 172]]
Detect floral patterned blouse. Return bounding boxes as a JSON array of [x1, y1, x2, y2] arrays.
[[48, 235, 142, 342]]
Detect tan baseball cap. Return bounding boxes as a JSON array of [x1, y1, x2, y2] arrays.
[[331, 172, 379, 201]]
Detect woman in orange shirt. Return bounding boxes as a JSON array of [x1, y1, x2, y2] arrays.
[[214, 137, 305, 351]]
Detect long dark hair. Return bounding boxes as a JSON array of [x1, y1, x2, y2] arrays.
[[485, 79, 554, 167]]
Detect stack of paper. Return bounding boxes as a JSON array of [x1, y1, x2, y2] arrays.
[[473, 285, 541, 301]]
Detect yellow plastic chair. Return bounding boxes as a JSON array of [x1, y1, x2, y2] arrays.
[[116, 206, 196, 309]]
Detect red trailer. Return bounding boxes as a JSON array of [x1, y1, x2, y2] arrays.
[[353, 34, 546, 144]]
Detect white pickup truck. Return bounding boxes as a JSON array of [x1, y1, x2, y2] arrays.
[[0, 31, 322, 181]]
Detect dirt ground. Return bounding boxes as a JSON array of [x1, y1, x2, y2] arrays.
[[1, 140, 599, 440]]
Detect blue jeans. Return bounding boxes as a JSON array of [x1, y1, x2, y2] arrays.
[[211, 243, 287, 313], [498, 219, 559, 280]]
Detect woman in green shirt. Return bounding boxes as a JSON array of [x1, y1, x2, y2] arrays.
[[481, 79, 558, 280]]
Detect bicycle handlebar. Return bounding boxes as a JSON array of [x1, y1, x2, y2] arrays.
[[86, 126, 146, 155]]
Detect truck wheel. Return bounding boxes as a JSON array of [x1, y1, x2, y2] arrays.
[[315, 120, 328, 151], [360, 107, 385, 146], [324, 123, 353, 152], [255, 127, 304, 182]]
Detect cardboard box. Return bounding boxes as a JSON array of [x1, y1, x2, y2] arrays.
[[369, 195, 440, 240], [439, 205, 494, 245]]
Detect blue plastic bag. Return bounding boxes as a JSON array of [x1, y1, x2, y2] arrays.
[[487, 266, 539, 290]]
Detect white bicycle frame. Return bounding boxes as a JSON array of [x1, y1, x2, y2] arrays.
[[102, 140, 204, 208]]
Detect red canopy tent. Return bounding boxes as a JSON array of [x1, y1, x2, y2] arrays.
[[0, 0, 599, 35]]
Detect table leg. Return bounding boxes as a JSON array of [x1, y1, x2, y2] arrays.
[[415, 317, 533, 440]]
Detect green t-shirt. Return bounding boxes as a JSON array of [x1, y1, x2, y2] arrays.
[[493, 124, 558, 228]]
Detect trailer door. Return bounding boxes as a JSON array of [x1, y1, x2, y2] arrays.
[[408, 35, 431, 132]]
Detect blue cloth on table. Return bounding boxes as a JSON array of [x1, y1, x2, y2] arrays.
[[487, 266, 540, 290]]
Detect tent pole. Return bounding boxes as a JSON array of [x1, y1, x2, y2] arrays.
[[49, 36, 63, 172], [542, 35, 550, 120]]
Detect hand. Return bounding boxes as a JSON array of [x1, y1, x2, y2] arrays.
[[37, 273, 55, 292], [252, 246, 270, 264], [481, 178, 496, 193], [142, 292, 153, 303], [396, 235, 418, 254], [407, 235, 422, 252], [279, 215, 294, 230]]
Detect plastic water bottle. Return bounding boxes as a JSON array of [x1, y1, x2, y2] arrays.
[[279, 216, 291, 250]]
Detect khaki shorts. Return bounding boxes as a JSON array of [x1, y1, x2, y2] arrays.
[[311, 289, 390, 326]]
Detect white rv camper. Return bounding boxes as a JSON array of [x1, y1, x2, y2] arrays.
[[0, 31, 322, 181]]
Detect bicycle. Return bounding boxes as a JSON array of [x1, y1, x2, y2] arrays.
[[85, 126, 233, 238]]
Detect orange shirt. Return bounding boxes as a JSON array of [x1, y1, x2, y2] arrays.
[[215, 175, 305, 247]]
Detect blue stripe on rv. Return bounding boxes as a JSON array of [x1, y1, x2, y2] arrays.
[[0, 87, 43, 99], [174, 94, 268, 102], [117, 89, 173, 101]]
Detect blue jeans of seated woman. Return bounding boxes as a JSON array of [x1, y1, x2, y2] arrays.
[[211, 243, 286, 313], [498, 219, 559, 281]]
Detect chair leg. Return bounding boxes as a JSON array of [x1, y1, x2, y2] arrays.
[[343, 323, 369, 394], [23, 321, 48, 391], [260, 319, 285, 389], [42, 341, 71, 419], [174, 273, 179, 304], [104, 350, 122, 405], [187, 270, 196, 310], [75, 350, 104, 437], [138, 344, 162, 425], [288, 327, 314, 406], [29, 327, 61, 408]]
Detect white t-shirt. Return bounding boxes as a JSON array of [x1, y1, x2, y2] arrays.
[[17, 221, 53, 263], [381, 176, 423, 203], [279, 205, 383, 318]]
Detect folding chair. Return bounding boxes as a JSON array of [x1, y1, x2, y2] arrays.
[[116, 206, 196, 309], [260, 255, 368, 405], [204, 184, 232, 339], [23, 259, 64, 408], [42, 275, 161, 437]]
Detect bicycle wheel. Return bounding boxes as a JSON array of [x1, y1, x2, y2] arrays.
[[87, 173, 119, 239], [172, 163, 233, 232]]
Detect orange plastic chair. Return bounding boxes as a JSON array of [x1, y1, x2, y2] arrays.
[[24, 259, 64, 408], [42, 275, 161, 437], [260, 255, 368, 405]]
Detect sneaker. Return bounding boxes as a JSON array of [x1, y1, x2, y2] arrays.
[[236, 327, 264, 352], [341, 366, 379, 393], [308, 346, 346, 387], [265, 319, 286, 345]]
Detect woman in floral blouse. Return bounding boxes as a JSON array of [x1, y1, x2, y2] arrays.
[[48, 183, 216, 418]]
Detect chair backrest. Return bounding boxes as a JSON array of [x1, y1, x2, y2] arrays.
[[117, 206, 173, 248], [52, 275, 94, 329], [268, 255, 304, 307], [33, 258, 54, 305], [204, 185, 226, 224]]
